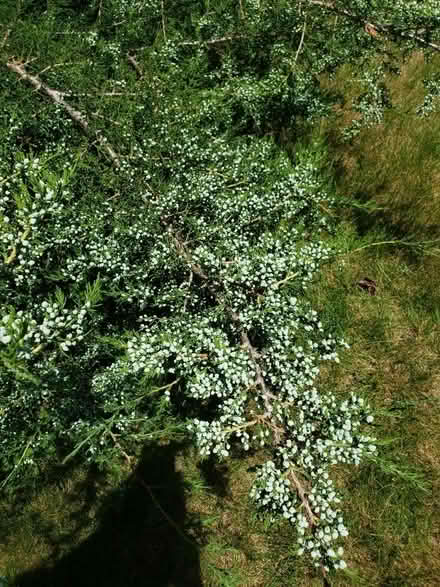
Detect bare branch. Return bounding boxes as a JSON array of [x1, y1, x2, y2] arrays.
[[288, 469, 319, 527], [91, 111, 122, 126], [57, 91, 137, 97], [294, 18, 307, 65], [161, 0, 167, 43], [127, 53, 144, 78], [164, 225, 282, 437], [287, 469, 331, 583], [178, 34, 245, 47], [6, 60, 121, 168]]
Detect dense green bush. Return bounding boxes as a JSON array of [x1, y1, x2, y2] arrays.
[[1, 0, 439, 577]]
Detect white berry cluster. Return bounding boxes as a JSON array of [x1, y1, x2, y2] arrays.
[[0, 299, 91, 358], [1, 0, 405, 571], [0, 81, 376, 571]]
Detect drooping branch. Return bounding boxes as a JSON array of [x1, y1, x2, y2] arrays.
[[170, 2, 440, 55], [164, 222, 320, 543], [175, 3, 440, 54], [6, 59, 121, 168], [164, 225, 279, 424], [307, 0, 440, 52], [288, 468, 330, 584]]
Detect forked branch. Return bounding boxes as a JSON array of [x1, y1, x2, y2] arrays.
[[164, 222, 320, 549]]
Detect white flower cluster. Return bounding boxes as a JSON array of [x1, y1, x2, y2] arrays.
[[250, 462, 348, 570], [113, 0, 160, 20]]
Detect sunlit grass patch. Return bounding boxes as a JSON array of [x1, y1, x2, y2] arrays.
[[307, 242, 440, 585], [319, 52, 440, 243]]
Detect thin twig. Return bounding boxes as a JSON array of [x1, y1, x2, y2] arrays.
[[294, 17, 307, 64], [97, 0, 103, 24], [288, 468, 330, 583], [178, 34, 245, 47], [109, 431, 134, 466], [0, 170, 20, 186], [133, 34, 246, 53], [318, 202, 336, 217], [91, 111, 122, 126], [165, 225, 280, 434], [183, 270, 193, 312], [344, 238, 440, 255], [38, 61, 86, 75], [1, 29, 11, 50], [137, 476, 199, 549], [161, 0, 167, 43], [6, 60, 121, 168], [272, 272, 300, 289], [239, 330, 281, 432], [288, 469, 318, 527]]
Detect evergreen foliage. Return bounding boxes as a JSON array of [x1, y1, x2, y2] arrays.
[[1, 0, 439, 578]]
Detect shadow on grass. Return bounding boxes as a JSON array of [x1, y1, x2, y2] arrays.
[[13, 443, 202, 587], [197, 458, 231, 499]]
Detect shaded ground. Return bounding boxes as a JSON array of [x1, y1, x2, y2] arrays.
[[10, 444, 202, 587]]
